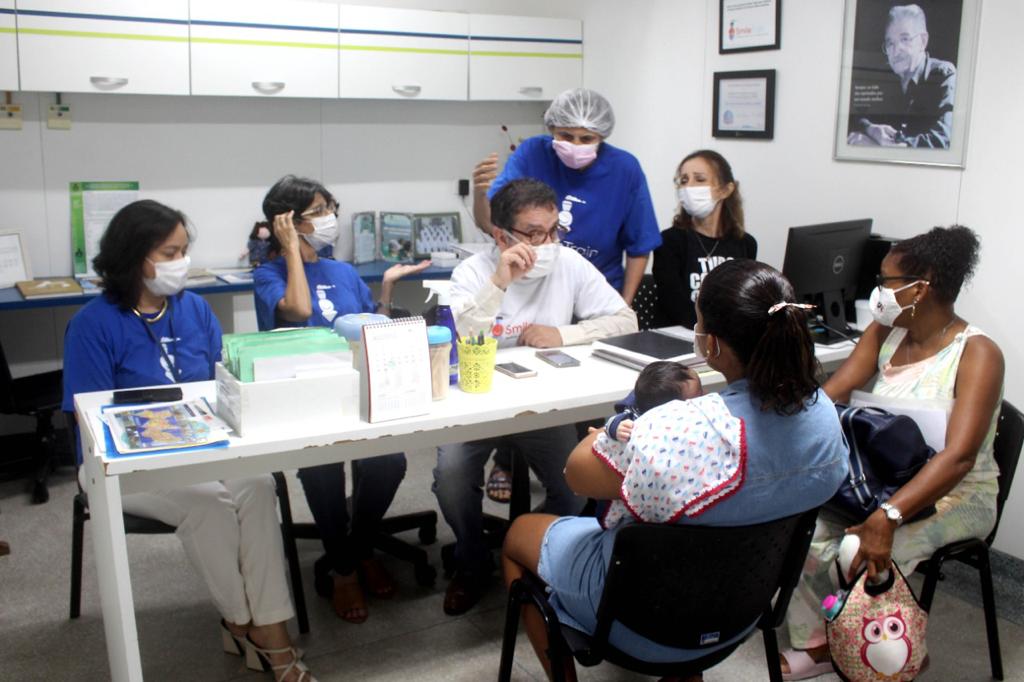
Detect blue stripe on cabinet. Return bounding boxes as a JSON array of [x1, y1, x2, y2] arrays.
[[470, 34, 582, 45], [13, 8, 187, 25]]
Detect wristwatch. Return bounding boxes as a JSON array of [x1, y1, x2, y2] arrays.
[[879, 502, 904, 527]]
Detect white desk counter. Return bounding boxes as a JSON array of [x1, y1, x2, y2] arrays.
[[75, 341, 854, 681]]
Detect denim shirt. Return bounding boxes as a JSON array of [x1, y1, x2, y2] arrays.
[[675, 379, 849, 527]]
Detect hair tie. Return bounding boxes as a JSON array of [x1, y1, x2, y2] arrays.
[[768, 301, 814, 316]]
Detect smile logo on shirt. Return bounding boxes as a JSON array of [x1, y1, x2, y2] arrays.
[[316, 286, 337, 323]]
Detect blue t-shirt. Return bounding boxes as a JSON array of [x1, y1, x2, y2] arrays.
[[253, 257, 374, 331], [61, 292, 223, 462], [488, 135, 662, 291]]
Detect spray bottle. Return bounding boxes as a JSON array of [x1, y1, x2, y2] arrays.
[[424, 280, 458, 384]]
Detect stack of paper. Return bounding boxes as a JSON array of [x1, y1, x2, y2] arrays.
[[222, 328, 350, 383]]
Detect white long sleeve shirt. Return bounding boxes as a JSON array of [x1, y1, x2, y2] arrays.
[[449, 245, 638, 348]]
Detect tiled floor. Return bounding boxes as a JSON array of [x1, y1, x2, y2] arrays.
[[2, 449, 1022, 681]]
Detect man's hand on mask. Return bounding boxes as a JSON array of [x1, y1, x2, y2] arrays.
[[492, 242, 536, 290]]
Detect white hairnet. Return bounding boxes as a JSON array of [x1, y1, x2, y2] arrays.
[[543, 88, 615, 138]]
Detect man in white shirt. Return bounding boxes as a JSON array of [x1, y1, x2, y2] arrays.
[[434, 178, 638, 615]]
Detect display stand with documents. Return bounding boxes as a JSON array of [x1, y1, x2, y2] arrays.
[[360, 316, 432, 423]]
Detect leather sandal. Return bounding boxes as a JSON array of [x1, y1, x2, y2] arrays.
[[245, 636, 316, 682], [485, 464, 512, 503], [359, 557, 397, 599], [332, 572, 368, 624], [220, 619, 246, 656]]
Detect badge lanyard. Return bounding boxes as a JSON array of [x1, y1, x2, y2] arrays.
[[138, 302, 183, 382]]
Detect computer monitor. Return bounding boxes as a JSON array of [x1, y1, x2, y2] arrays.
[[782, 219, 872, 343]]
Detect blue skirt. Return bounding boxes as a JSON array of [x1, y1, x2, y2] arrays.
[[537, 515, 754, 663]]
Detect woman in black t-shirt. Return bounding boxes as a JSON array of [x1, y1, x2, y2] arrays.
[[652, 149, 757, 329]]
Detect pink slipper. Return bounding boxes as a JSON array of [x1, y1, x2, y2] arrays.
[[780, 649, 833, 681]]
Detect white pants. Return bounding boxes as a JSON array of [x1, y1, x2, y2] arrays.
[[88, 469, 295, 626]]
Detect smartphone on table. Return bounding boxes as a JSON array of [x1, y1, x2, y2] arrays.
[[495, 362, 537, 378], [112, 387, 184, 405], [535, 350, 581, 368]]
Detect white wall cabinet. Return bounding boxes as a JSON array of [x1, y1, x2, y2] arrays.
[[189, 0, 338, 99], [16, 0, 189, 95], [468, 15, 582, 102], [338, 5, 467, 101], [0, 2, 17, 90]]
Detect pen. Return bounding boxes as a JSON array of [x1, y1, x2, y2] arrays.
[[477, 331, 484, 345]]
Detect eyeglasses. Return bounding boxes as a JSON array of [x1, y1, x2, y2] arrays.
[[299, 202, 338, 221], [507, 225, 566, 246], [882, 33, 922, 54], [875, 274, 926, 288]]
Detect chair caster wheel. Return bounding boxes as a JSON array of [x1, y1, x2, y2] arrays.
[[415, 563, 437, 587], [31, 481, 49, 505]]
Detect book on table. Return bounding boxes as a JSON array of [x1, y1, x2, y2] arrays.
[[15, 277, 84, 299], [102, 398, 231, 455], [591, 330, 700, 370]]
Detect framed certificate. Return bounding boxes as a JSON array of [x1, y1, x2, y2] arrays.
[[0, 231, 31, 288], [712, 69, 776, 140], [720, 0, 781, 53]]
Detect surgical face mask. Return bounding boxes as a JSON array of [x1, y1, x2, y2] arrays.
[[302, 214, 339, 252], [693, 331, 708, 361], [552, 139, 599, 170], [868, 280, 922, 327], [144, 255, 191, 297], [678, 186, 718, 219], [521, 243, 560, 281]]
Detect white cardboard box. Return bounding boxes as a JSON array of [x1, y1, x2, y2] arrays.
[[214, 362, 359, 438]]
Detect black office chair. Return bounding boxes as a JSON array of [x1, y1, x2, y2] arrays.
[[631, 273, 658, 331], [916, 400, 1024, 681], [499, 508, 820, 682], [0, 338, 65, 504], [70, 471, 310, 634]]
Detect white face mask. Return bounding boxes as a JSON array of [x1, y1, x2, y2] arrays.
[[678, 186, 718, 219], [868, 280, 923, 327], [302, 214, 339, 252], [693, 331, 708, 361], [144, 255, 191, 297], [521, 243, 560, 281]]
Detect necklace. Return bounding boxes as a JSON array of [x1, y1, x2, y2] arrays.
[[694, 230, 720, 259], [132, 299, 169, 323], [905, 317, 956, 364]]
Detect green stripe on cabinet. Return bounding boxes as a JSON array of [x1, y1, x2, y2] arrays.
[[339, 44, 466, 56], [18, 28, 186, 42], [471, 51, 582, 59], [191, 36, 335, 50]]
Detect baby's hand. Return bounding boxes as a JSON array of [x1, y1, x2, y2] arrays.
[[616, 420, 634, 442]]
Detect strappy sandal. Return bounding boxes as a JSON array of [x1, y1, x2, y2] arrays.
[[245, 636, 317, 682], [332, 572, 368, 624], [780, 649, 833, 680], [359, 557, 397, 599], [220, 619, 246, 656], [485, 464, 512, 503]]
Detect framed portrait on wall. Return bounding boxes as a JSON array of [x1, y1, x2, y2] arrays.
[[834, 0, 981, 167], [719, 0, 781, 53], [712, 69, 776, 140]]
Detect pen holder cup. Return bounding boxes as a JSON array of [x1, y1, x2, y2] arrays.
[[457, 338, 498, 393]]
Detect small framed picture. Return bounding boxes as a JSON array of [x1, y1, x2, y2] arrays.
[[712, 69, 776, 140], [379, 212, 415, 262], [0, 231, 32, 288], [351, 212, 377, 264], [720, 0, 781, 54], [413, 213, 462, 259]]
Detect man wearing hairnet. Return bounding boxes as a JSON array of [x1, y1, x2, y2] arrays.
[[472, 88, 660, 306]]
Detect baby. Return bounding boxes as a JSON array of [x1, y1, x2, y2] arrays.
[[604, 360, 704, 442]]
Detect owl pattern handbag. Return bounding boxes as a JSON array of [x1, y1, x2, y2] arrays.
[[826, 561, 929, 681]]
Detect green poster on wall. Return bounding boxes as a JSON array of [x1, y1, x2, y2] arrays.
[[70, 181, 139, 276]]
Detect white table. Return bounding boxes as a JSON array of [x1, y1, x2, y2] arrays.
[[75, 342, 854, 680]]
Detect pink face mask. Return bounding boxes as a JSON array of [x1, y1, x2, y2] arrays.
[[552, 139, 599, 170]]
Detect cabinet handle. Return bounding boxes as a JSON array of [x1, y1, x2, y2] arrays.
[[518, 86, 543, 97], [89, 76, 129, 90], [391, 84, 422, 97], [251, 81, 286, 95]]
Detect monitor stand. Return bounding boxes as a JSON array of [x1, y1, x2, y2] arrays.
[[810, 289, 863, 345]]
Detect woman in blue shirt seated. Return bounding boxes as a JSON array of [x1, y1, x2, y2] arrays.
[[253, 175, 428, 624], [63, 200, 313, 682], [501, 260, 849, 681]]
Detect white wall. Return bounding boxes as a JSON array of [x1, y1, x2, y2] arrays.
[[580, 0, 1024, 557], [2, 0, 1022, 556]]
